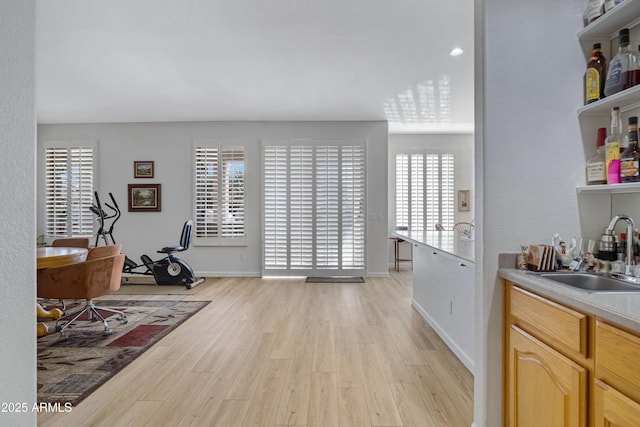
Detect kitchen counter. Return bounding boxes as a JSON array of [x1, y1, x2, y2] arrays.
[[399, 229, 475, 372], [499, 267, 640, 333], [392, 229, 474, 263]]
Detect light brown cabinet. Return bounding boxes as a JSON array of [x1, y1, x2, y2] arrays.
[[504, 280, 640, 426], [508, 325, 587, 427]]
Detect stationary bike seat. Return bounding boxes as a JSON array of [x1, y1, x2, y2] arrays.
[[158, 246, 184, 254]]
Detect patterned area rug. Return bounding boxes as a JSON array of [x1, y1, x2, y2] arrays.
[[37, 300, 209, 406]]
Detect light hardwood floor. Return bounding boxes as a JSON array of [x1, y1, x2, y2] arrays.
[[39, 269, 473, 426]]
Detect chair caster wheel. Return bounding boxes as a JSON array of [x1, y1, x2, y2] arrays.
[[122, 318, 128, 324], [104, 329, 113, 336]]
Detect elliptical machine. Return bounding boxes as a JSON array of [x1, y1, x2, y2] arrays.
[[91, 192, 204, 289]]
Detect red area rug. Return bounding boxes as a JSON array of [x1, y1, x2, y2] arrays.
[[37, 299, 209, 406]]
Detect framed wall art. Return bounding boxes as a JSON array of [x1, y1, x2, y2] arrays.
[[134, 161, 154, 178], [458, 189, 470, 212], [128, 183, 161, 212]]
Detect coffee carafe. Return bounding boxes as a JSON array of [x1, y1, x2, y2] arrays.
[[598, 228, 618, 261]]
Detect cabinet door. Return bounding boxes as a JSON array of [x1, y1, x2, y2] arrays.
[[450, 259, 474, 362], [594, 379, 640, 427], [508, 326, 587, 427]]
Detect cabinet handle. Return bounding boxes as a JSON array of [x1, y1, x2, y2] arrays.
[[459, 263, 466, 267], [432, 252, 438, 255]]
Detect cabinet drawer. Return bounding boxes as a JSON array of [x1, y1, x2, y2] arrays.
[[510, 286, 588, 357], [596, 321, 640, 403], [594, 378, 640, 427]]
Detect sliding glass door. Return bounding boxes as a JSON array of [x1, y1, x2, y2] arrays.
[[263, 140, 366, 277]]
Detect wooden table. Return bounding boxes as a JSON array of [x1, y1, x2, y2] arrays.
[[37, 246, 88, 269], [36, 247, 89, 336]]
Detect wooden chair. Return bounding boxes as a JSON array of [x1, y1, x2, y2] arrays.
[[452, 222, 474, 234], [86, 244, 121, 260], [37, 252, 127, 339], [51, 238, 90, 249]]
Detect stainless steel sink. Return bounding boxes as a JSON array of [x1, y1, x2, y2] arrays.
[[539, 272, 640, 293]]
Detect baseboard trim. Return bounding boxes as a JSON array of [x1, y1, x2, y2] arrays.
[[196, 271, 390, 278], [411, 298, 475, 375], [195, 271, 262, 277]]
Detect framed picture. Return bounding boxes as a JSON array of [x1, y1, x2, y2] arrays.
[[128, 183, 161, 212], [458, 189, 470, 212], [134, 161, 154, 178]]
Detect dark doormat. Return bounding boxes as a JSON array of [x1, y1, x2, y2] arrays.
[[305, 276, 365, 283]]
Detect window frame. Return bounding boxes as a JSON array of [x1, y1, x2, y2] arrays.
[[193, 140, 247, 246], [261, 138, 367, 277], [393, 148, 456, 231], [43, 140, 97, 240]]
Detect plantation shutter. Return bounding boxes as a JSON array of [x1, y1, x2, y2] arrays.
[[263, 146, 289, 269], [263, 140, 366, 276], [440, 154, 455, 229], [395, 154, 409, 229], [425, 154, 440, 231], [394, 152, 455, 231], [289, 146, 313, 270], [221, 147, 245, 238], [44, 141, 96, 238], [340, 145, 366, 270], [194, 142, 246, 245]]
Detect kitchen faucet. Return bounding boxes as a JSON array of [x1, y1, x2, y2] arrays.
[[607, 214, 635, 276]]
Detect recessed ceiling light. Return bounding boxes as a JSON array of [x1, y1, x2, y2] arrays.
[[450, 48, 464, 56]]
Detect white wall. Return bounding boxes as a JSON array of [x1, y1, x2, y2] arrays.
[[0, 1, 37, 425], [474, 0, 585, 425], [37, 121, 390, 277]]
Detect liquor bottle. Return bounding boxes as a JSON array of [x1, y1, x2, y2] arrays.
[[586, 127, 607, 185], [604, 0, 625, 13], [584, 0, 604, 26], [605, 107, 627, 184], [586, 43, 607, 104], [604, 29, 639, 97], [621, 116, 640, 182]]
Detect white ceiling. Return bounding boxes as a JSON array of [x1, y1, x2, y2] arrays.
[[36, 0, 474, 133]]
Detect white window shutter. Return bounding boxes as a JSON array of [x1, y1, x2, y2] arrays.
[[263, 140, 367, 276], [395, 154, 409, 229], [340, 145, 366, 269], [44, 142, 95, 238], [195, 146, 219, 238], [395, 152, 455, 231], [263, 145, 289, 269], [289, 145, 313, 270], [194, 142, 246, 245], [221, 147, 245, 238], [441, 154, 455, 230]]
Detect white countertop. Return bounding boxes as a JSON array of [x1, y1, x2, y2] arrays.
[[392, 229, 475, 263], [499, 267, 640, 333]]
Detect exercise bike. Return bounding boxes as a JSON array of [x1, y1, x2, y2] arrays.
[[92, 192, 204, 289]]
